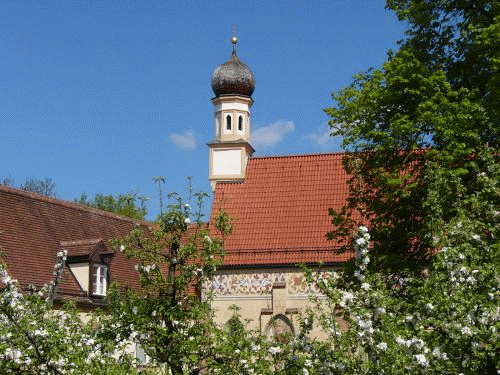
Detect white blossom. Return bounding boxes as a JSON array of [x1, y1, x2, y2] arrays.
[[355, 237, 367, 247], [375, 307, 386, 315], [415, 354, 428, 367], [461, 326, 472, 336], [268, 346, 281, 355], [354, 270, 365, 282], [376, 342, 388, 351]]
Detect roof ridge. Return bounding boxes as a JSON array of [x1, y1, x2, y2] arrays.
[[226, 246, 348, 252], [0, 186, 148, 225], [59, 238, 104, 246], [250, 151, 346, 160]]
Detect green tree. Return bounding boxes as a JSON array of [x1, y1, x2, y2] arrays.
[[325, 1, 499, 274], [317, 1, 500, 373], [76, 192, 148, 220], [1, 176, 57, 197], [312, 221, 500, 374], [99, 187, 317, 375], [388, 0, 500, 123], [153, 176, 166, 216], [321, 0, 500, 374], [100, 191, 233, 374]]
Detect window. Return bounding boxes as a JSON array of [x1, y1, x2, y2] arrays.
[[92, 264, 108, 296], [226, 114, 232, 131], [238, 115, 243, 131], [215, 115, 220, 136], [266, 315, 294, 343]]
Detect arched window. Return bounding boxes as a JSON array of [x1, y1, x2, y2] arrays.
[[238, 116, 243, 131], [266, 314, 294, 343], [226, 115, 232, 131]]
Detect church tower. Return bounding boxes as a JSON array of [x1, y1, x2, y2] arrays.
[[208, 36, 256, 191]]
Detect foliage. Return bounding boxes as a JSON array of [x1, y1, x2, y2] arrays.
[[100, 186, 322, 375], [1, 180, 320, 374], [319, 1, 500, 373], [325, 0, 500, 274], [387, 0, 500, 121], [100, 190, 233, 374], [1, 176, 57, 197], [0, 251, 140, 375], [153, 176, 166, 216], [76, 191, 148, 220], [311, 221, 500, 374], [207, 305, 334, 375]]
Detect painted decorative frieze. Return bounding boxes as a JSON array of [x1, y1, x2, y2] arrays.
[[207, 271, 335, 296]]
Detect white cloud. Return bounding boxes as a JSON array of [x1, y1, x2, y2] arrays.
[[252, 120, 295, 149], [169, 130, 197, 150], [302, 122, 342, 150]]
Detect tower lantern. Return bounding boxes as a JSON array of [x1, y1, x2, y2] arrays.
[[208, 36, 256, 191]]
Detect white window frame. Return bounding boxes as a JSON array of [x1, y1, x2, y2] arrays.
[[93, 264, 108, 296]]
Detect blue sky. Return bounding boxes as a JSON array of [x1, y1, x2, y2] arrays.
[[1, 0, 404, 220]]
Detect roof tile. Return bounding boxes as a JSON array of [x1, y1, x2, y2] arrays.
[[211, 153, 354, 266], [0, 186, 144, 299]]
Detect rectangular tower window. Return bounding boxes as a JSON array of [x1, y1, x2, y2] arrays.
[[226, 114, 232, 131]]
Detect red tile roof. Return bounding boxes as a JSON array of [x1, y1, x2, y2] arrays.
[[211, 153, 354, 266], [61, 238, 110, 258], [0, 186, 144, 304]]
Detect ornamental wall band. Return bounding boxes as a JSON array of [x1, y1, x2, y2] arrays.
[[206, 270, 336, 296]]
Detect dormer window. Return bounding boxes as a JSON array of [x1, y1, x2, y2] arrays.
[[226, 114, 232, 131], [93, 264, 108, 296], [61, 239, 113, 299]]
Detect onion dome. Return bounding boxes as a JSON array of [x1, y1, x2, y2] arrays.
[[211, 37, 256, 97]]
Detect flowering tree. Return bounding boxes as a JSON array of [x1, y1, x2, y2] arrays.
[[205, 305, 326, 375], [0, 251, 140, 375], [311, 216, 500, 373], [325, 1, 500, 276], [317, 1, 500, 373], [99, 191, 235, 374], [100, 188, 321, 375]]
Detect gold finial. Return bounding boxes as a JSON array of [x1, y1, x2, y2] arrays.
[[232, 25, 238, 54]]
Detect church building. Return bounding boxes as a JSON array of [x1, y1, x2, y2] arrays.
[[0, 37, 353, 341], [206, 37, 352, 337]]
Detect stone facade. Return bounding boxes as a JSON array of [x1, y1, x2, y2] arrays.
[[206, 268, 338, 340]]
